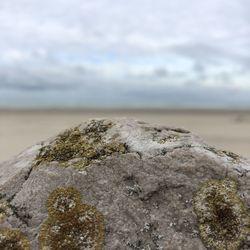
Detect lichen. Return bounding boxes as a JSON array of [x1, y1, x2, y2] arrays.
[[154, 134, 180, 144], [204, 146, 241, 162], [221, 150, 240, 161], [33, 120, 127, 170], [83, 119, 113, 142], [0, 228, 31, 250], [39, 186, 105, 250], [0, 200, 10, 223], [193, 178, 250, 250], [145, 126, 181, 144]]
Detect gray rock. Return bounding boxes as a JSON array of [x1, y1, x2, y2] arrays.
[[0, 118, 249, 250]]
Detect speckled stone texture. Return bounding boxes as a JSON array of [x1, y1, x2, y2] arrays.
[[0, 118, 249, 250]]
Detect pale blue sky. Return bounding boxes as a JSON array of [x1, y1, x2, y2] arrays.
[[0, 0, 250, 107]]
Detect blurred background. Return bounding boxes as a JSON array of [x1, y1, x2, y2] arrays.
[[0, 0, 250, 162]]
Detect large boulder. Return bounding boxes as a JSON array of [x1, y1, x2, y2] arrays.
[[0, 118, 249, 250]]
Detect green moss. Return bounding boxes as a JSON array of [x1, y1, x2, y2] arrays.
[[39, 186, 105, 250], [33, 120, 127, 170], [0, 200, 10, 223], [193, 178, 250, 250], [0, 228, 31, 250]]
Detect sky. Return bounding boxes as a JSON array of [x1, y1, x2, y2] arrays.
[[0, 0, 250, 108]]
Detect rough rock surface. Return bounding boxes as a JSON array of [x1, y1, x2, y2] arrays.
[[0, 118, 249, 250]]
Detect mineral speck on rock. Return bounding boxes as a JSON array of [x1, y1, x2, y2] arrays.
[[0, 118, 249, 250]]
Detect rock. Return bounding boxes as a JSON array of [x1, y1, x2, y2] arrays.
[[0, 118, 249, 250]]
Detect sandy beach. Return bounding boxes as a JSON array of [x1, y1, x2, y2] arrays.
[[1, 109, 250, 163]]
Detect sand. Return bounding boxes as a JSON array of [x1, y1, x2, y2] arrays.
[[1, 109, 250, 163]]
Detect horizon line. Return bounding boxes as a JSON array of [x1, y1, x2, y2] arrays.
[[1, 107, 250, 114]]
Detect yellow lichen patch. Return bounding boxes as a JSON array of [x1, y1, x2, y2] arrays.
[[0, 228, 31, 250], [0, 200, 10, 223], [193, 178, 250, 250], [83, 120, 113, 142], [33, 120, 127, 170], [47, 186, 81, 220], [39, 186, 104, 250]]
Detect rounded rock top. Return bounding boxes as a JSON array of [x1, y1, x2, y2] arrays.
[[0, 118, 249, 249]]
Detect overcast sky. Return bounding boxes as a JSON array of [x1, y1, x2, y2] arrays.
[[0, 0, 250, 107]]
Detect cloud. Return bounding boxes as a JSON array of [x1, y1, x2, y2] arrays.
[[0, 0, 250, 106], [0, 65, 88, 91]]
